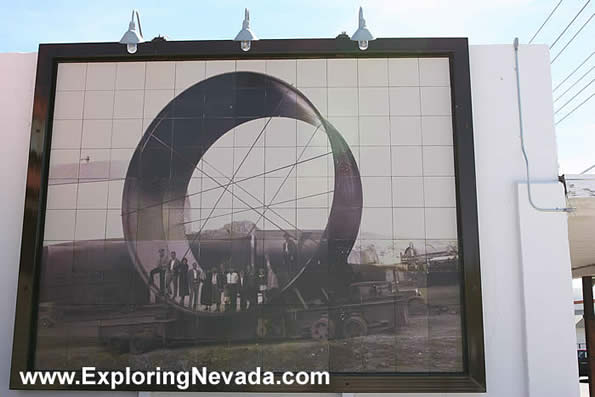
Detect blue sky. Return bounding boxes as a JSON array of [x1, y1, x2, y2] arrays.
[[0, 0, 592, 174]]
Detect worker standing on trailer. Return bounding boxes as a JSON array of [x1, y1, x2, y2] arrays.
[[229, 269, 239, 311], [165, 251, 180, 298], [188, 262, 203, 310], [240, 265, 257, 310], [266, 254, 279, 302], [211, 263, 225, 312], [178, 258, 190, 306], [149, 248, 168, 297], [282, 233, 297, 273]]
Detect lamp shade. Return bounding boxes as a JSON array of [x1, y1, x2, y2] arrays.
[[234, 8, 258, 41], [120, 24, 143, 45], [351, 7, 374, 42], [120, 10, 144, 45]]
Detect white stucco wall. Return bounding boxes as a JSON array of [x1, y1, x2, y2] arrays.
[[465, 44, 578, 397], [0, 44, 579, 397]]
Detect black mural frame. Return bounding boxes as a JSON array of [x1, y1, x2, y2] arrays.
[[10, 37, 485, 393]]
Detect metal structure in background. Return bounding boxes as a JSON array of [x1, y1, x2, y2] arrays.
[[584, 276, 595, 396]]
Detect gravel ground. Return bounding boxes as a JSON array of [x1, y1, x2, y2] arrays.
[[36, 313, 463, 373]]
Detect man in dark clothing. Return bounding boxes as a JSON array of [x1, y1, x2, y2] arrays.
[[188, 262, 203, 310], [228, 269, 239, 311], [178, 257, 190, 305], [165, 251, 181, 298], [150, 248, 168, 295], [282, 232, 297, 273], [240, 266, 257, 310]]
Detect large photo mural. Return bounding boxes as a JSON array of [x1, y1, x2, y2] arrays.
[[38, 57, 462, 374]]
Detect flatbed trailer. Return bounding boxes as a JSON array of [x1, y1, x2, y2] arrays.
[[284, 296, 409, 340], [96, 285, 409, 353]]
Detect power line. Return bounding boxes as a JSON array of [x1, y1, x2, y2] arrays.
[[580, 163, 595, 174], [555, 91, 595, 125], [554, 78, 594, 114], [554, 65, 595, 102], [553, 51, 595, 92], [529, 0, 565, 43], [550, 0, 591, 49], [551, 12, 595, 64]]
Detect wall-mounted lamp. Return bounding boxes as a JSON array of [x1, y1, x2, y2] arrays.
[[120, 10, 144, 54], [351, 7, 375, 50], [234, 8, 258, 52]]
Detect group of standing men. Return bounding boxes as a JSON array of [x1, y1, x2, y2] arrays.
[[150, 249, 202, 309], [148, 233, 298, 311], [149, 249, 272, 312]]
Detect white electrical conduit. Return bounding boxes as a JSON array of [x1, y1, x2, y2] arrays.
[[513, 37, 573, 213]]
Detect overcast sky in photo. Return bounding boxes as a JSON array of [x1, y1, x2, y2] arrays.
[[0, 0, 592, 175]]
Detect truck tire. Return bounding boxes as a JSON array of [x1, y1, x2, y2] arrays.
[[109, 338, 127, 354], [311, 317, 335, 340], [408, 297, 428, 315], [39, 317, 54, 328], [129, 336, 149, 355], [256, 318, 268, 338], [343, 315, 368, 338], [397, 303, 409, 326]]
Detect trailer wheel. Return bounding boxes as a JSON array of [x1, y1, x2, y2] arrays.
[[129, 336, 149, 355], [109, 338, 128, 354], [256, 318, 268, 338], [343, 316, 368, 338], [39, 317, 54, 328], [397, 303, 409, 327], [311, 317, 335, 340], [408, 297, 428, 315]]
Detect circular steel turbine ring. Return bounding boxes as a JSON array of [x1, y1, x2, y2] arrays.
[[121, 72, 362, 313]]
